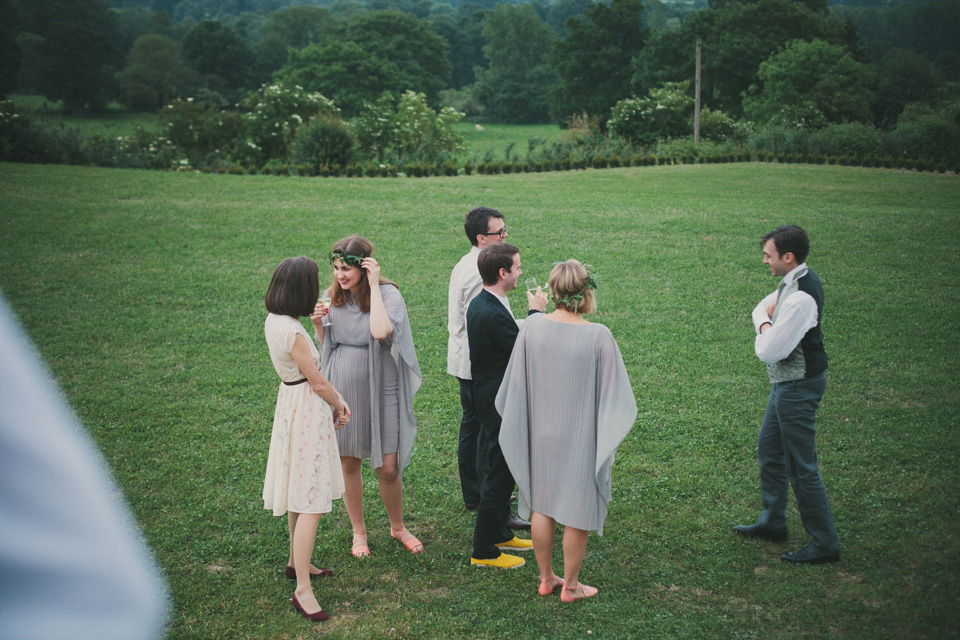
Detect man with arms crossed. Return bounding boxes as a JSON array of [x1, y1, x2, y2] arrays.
[[447, 207, 529, 529], [734, 225, 839, 564], [467, 243, 546, 568]]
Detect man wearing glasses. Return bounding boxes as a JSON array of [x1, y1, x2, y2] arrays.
[[447, 207, 529, 529]]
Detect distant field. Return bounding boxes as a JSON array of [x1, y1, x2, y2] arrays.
[[455, 122, 565, 160], [8, 94, 562, 157], [9, 94, 160, 137]]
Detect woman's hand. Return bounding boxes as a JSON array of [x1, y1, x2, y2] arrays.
[[309, 302, 328, 328], [333, 396, 351, 430], [362, 257, 380, 287]]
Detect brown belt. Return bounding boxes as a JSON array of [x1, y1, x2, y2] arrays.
[[283, 378, 308, 386]]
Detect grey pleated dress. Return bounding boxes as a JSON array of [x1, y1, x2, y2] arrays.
[[496, 313, 637, 534], [319, 284, 422, 472]]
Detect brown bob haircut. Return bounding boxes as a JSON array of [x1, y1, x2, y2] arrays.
[[264, 256, 320, 318]]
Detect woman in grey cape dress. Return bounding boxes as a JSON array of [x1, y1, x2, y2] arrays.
[[311, 235, 424, 558], [497, 260, 637, 602]]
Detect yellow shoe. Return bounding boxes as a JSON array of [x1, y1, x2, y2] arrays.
[[496, 536, 534, 552], [471, 553, 526, 569]]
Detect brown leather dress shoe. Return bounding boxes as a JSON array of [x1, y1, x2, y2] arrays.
[[507, 513, 531, 530]]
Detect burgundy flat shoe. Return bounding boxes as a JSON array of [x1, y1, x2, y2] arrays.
[[291, 594, 329, 622], [285, 565, 333, 580]]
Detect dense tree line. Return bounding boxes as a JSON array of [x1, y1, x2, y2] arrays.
[[2, 0, 958, 168]]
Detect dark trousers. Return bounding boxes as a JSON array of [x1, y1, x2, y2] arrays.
[[456, 377, 487, 505], [471, 416, 515, 559], [757, 372, 838, 553]]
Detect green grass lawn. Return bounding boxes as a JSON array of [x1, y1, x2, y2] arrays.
[[9, 93, 161, 137], [1, 162, 958, 639], [455, 122, 564, 161]]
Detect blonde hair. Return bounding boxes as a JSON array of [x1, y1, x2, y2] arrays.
[[548, 259, 596, 315]]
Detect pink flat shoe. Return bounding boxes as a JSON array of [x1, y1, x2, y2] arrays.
[[560, 582, 598, 603], [351, 531, 371, 558], [538, 576, 564, 596], [391, 527, 424, 554]]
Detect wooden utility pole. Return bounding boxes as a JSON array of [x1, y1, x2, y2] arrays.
[[694, 38, 701, 143]]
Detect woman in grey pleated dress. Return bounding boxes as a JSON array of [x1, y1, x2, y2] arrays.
[[497, 260, 637, 602], [310, 235, 423, 558]]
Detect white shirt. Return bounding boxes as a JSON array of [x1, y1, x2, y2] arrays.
[[752, 263, 819, 364], [447, 246, 483, 379]]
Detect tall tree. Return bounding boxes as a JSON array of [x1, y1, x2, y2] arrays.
[[474, 3, 558, 123], [549, 0, 649, 124], [0, 0, 21, 98], [633, 0, 864, 117], [251, 6, 335, 81], [339, 10, 450, 107], [118, 33, 198, 110], [429, 3, 488, 90], [743, 39, 875, 127], [873, 48, 944, 129], [182, 20, 255, 98], [275, 10, 450, 115], [37, 21, 120, 113], [276, 41, 401, 117]]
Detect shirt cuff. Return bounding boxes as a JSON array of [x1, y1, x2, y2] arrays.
[[752, 306, 772, 333]]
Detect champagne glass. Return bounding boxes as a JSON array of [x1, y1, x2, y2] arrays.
[[525, 277, 538, 292], [319, 294, 332, 326]]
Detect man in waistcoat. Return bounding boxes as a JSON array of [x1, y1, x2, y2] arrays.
[[734, 225, 840, 564]]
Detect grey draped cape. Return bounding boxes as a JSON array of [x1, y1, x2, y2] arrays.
[[496, 314, 636, 534]]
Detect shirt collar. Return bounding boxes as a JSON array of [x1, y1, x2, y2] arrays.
[[780, 262, 808, 288]]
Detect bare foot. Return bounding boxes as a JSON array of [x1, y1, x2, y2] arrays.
[[560, 582, 598, 603], [538, 575, 564, 596]]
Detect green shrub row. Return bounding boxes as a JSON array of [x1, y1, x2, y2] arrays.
[[3, 101, 958, 177], [186, 151, 959, 178]]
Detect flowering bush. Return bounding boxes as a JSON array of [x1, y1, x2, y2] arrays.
[[354, 91, 464, 165], [392, 90, 465, 162], [240, 82, 339, 162], [84, 129, 181, 170], [608, 81, 694, 146], [159, 98, 246, 166]]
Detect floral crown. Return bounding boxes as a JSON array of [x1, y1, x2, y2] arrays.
[[552, 264, 597, 311], [329, 250, 366, 267]]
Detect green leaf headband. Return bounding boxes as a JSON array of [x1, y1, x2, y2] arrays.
[[329, 250, 366, 267], [552, 266, 597, 311]]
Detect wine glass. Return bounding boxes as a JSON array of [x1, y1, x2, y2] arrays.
[[319, 294, 332, 326]]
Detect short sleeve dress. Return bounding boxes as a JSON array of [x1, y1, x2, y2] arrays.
[[262, 313, 345, 516], [496, 314, 637, 534], [320, 285, 422, 472]]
